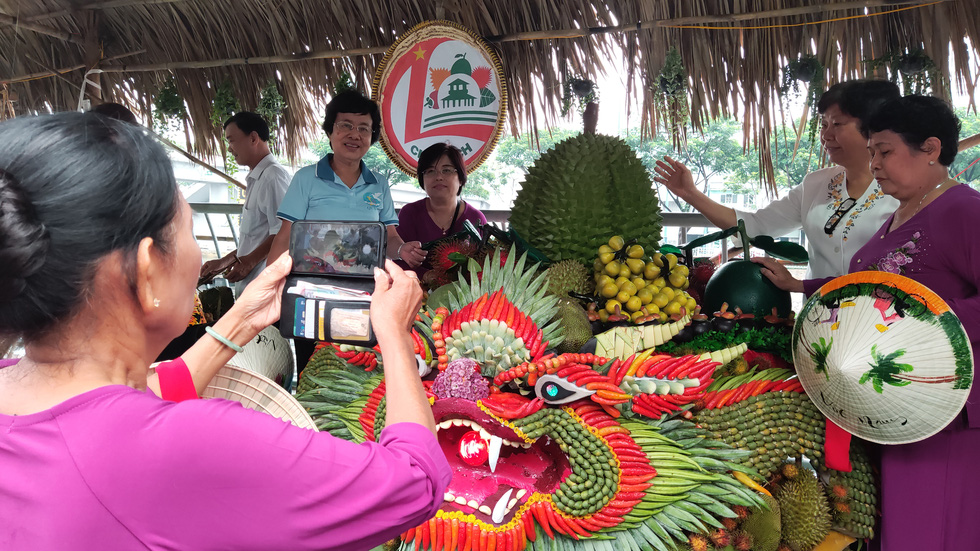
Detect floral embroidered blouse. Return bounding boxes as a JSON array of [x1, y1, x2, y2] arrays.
[[734, 166, 898, 279]]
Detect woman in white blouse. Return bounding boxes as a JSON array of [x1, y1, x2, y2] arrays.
[[654, 80, 900, 279]]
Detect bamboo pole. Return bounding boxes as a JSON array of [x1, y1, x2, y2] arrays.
[[1, 50, 145, 85], [486, 0, 946, 41], [99, 45, 390, 73], [0, 13, 84, 44], [28, 0, 186, 22], [92, 0, 946, 74], [148, 128, 245, 190], [960, 133, 980, 152]]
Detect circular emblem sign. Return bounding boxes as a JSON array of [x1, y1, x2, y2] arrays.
[[373, 20, 508, 177]]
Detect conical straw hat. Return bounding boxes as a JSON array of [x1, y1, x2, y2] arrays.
[[792, 272, 973, 444], [202, 364, 317, 431]]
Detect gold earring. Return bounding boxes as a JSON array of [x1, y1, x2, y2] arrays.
[[153, 298, 161, 308]]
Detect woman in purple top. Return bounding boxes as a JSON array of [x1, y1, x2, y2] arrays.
[[758, 96, 980, 549], [397, 143, 488, 277], [0, 113, 451, 550]]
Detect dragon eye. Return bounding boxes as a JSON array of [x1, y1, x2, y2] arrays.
[[534, 374, 595, 404]]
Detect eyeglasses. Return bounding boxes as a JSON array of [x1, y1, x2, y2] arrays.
[[422, 167, 458, 178], [824, 197, 857, 235], [333, 121, 373, 137]]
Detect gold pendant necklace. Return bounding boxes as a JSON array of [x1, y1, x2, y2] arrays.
[[911, 176, 953, 218]]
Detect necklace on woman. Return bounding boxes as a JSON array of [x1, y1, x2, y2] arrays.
[[428, 198, 461, 235], [911, 176, 954, 218]]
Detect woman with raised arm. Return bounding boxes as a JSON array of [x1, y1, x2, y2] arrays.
[[653, 80, 901, 278], [0, 112, 450, 550]]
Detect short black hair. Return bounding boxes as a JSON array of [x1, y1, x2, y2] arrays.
[[417, 143, 467, 194], [0, 113, 179, 339], [322, 90, 381, 144], [91, 102, 138, 125], [224, 111, 270, 142], [818, 79, 901, 119], [866, 95, 961, 166]]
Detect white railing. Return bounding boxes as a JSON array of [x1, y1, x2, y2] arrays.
[[190, 203, 807, 266]]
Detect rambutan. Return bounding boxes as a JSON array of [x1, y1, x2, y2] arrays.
[[721, 517, 739, 531], [732, 530, 753, 551], [781, 462, 800, 480], [831, 484, 849, 500], [733, 505, 750, 519], [429, 239, 476, 273], [834, 502, 852, 514], [709, 528, 731, 547], [688, 534, 711, 551], [776, 544, 793, 551], [687, 259, 715, 303]]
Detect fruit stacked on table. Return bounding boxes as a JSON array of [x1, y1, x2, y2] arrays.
[[592, 235, 697, 324]]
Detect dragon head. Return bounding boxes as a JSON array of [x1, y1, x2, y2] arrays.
[[295, 250, 879, 549]]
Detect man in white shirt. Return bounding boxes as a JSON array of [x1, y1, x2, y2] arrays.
[[201, 112, 291, 295]]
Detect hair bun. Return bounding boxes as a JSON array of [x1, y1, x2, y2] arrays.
[[0, 168, 50, 302]]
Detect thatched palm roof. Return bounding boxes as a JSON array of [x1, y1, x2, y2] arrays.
[[1, 0, 977, 186]]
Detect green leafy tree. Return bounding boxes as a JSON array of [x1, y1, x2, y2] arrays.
[[952, 107, 980, 188], [494, 128, 580, 174]]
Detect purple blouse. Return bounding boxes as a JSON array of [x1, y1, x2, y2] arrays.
[[0, 384, 451, 550], [397, 199, 487, 276], [827, 184, 980, 551]]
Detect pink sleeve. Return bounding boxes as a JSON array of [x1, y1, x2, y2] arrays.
[[155, 358, 198, 402], [80, 399, 451, 550]]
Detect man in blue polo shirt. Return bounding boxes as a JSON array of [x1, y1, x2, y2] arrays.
[[269, 90, 425, 370]]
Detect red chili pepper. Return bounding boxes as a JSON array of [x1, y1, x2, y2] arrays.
[[618, 482, 652, 492], [599, 505, 632, 517], [620, 464, 656, 475], [564, 516, 593, 538], [422, 518, 433, 550], [447, 517, 458, 551], [522, 510, 536, 542], [531, 502, 554, 539], [459, 522, 471, 551], [434, 516, 445, 551], [574, 516, 604, 533], [584, 512, 621, 528], [548, 509, 579, 540], [605, 498, 640, 510], [629, 400, 663, 418]]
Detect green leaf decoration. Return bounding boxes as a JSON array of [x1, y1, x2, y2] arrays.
[[682, 226, 739, 251], [749, 235, 809, 263]]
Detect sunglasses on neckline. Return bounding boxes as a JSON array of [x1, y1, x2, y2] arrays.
[[824, 197, 857, 235]]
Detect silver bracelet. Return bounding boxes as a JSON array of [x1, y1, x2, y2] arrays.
[[396, 243, 405, 260]]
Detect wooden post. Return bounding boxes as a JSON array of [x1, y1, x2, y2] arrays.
[[583, 102, 598, 134]]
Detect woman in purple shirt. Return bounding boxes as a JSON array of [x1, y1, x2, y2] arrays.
[[397, 143, 488, 278], [758, 96, 980, 549], [0, 112, 450, 550]]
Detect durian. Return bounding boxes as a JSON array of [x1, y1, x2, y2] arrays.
[[741, 493, 781, 551], [554, 298, 592, 354], [776, 470, 832, 551], [509, 133, 663, 266], [545, 259, 593, 297]]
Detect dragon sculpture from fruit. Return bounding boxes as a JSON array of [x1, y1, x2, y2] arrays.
[[296, 251, 877, 551]]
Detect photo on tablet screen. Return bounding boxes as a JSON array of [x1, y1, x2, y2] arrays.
[[290, 222, 384, 276]]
